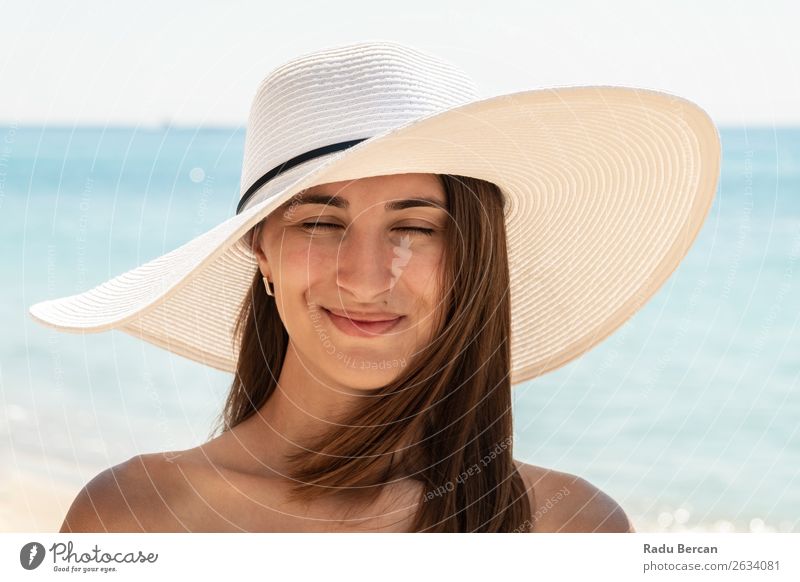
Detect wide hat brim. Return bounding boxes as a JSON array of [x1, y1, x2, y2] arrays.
[[28, 85, 720, 386]]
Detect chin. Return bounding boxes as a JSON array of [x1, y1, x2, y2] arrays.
[[326, 353, 410, 390]]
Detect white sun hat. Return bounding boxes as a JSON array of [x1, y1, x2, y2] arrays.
[[28, 39, 721, 386]]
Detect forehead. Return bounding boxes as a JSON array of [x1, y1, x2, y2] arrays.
[[282, 173, 445, 210]]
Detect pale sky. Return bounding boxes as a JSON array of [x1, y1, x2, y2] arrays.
[[1, 0, 797, 126]]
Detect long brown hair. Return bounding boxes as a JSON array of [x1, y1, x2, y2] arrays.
[[209, 174, 532, 532]]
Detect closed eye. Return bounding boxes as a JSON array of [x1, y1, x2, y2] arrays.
[[300, 222, 434, 236]]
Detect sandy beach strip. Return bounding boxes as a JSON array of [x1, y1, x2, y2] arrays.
[[0, 466, 81, 532]]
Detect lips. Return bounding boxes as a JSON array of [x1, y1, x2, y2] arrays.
[[321, 307, 404, 337], [324, 307, 402, 322]]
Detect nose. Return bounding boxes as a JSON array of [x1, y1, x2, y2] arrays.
[[334, 224, 401, 302]]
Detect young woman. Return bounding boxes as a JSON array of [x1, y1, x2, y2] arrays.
[[31, 40, 719, 533]]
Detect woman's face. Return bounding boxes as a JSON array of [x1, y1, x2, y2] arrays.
[[252, 173, 448, 390]]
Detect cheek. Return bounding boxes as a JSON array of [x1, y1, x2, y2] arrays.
[[274, 232, 445, 302], [399, 247, 444, 311], [270, 244, 329, 340], [277, 240, 333, 287]]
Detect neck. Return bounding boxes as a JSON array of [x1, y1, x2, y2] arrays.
[[234, 341, 365, 475]]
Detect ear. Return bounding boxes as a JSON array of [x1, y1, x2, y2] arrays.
[[249, 223, 271, 279]]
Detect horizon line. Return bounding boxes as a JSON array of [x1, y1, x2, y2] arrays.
[[1, 121, 799, 131]]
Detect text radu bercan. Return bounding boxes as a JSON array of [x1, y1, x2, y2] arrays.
[[644, 544, 719, 554]]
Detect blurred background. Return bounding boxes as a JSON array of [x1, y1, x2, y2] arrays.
[[1, 0, 798, 532]]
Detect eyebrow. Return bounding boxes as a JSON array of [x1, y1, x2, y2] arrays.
[[281, 193, 447, 212]]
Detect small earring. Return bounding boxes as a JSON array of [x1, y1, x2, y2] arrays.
[[263, 276, 274, 297]]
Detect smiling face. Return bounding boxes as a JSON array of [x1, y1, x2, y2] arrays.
[[251, 173, 449, 390]]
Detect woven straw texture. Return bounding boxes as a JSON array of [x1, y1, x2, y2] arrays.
[[28, 40, 721, 385]]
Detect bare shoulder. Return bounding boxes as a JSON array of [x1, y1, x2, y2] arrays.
[[59, 452, 189, 533], [514, 460, 635, 533]]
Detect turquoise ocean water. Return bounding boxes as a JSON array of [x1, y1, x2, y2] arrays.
[[1, 124, 798, 532]]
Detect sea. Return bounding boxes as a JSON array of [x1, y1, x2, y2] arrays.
[[1, 124, 798, 532]]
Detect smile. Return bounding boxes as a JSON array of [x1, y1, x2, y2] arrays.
[[322, 308, 404, 337]]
